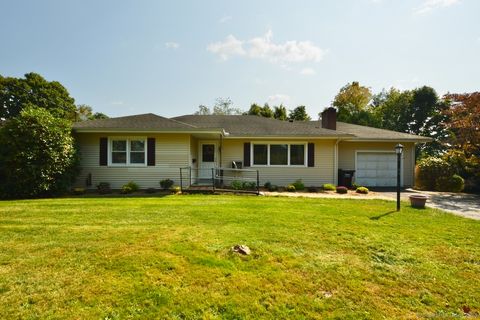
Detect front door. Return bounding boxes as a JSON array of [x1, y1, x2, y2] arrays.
[[198, 142, 217, 180]]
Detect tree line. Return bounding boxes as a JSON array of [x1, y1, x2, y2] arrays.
[[194, 97, 311, 121], [1, 72, 478, 197]]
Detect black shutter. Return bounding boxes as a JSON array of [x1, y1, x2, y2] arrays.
[[147, 138, 155, 166], [308, 143, 315, 167], [99, 137, 108, 166], [244, 142, 251, 167]]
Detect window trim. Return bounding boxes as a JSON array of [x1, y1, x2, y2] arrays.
[[108, 137, 147, 167], [250, 142, 308, 167]]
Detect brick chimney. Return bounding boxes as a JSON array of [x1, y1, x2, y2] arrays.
[[321, 107, 337, 130]]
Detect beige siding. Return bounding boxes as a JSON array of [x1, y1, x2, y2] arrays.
[[74, 133, 190, 189], [338, 141, 415, 186], [221, 139, 336, 187]]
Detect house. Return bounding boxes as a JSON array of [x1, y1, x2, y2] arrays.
[[72, 108, 431, 189]]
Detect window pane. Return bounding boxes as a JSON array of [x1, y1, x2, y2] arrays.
[[130, 140, 145, 152], [290, 144, 305, 165], [130, 152, 145, 164], [253, 144, 267, 165], [112, 140, 126, 151], [202, 144, 215, 162], [112, 152, 127, 164], [270, 144, 288, 165]]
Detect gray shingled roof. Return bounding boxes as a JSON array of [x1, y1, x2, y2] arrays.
[[172, 115, 352, 137], [72, 112, 431, 141], [73, 113, 198, 131], [335, 122, 432, 141]]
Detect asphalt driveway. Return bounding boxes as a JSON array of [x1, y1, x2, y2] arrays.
[[397, 189, 480, 220], [264, 188, 480, 220]]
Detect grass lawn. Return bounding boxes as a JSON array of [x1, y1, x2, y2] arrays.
[[0, 195, 479, 319]]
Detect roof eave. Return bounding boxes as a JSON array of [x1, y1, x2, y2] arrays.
[[224, 134, 354, 139], [73, 127, 223, 134], [343, 137, 433, 142]]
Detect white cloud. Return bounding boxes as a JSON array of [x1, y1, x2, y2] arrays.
[[219, 15, 232, 23], [207, 35, 245, 60], [267, 94, 291, 105], [207, 30, 325, 65], [300, 68, 316, 75], [413, 0, 460, 15], [165, 42, 180, 49]]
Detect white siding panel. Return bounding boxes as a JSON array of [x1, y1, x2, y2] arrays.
[[221, 139, 336, 187], [74, 133, 190, 189]]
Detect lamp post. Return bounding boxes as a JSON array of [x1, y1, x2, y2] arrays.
[[395, 144, 404, 211]]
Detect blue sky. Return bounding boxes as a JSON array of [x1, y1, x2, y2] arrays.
[[1, 0, 479, 118]]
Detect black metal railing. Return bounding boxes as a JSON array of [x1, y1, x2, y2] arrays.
[[179, 167, 260, 195]]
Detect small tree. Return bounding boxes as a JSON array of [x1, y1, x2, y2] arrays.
[[288, 106, 311, 121], [0, 106, 79, 198], [273, 105, 288, 120]]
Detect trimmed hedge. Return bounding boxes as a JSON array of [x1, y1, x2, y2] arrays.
[[416, 157, 454, 191], [435, 175, 464, 193]]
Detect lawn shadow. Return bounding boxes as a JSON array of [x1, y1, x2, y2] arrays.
[[370, 210, 396, 220]]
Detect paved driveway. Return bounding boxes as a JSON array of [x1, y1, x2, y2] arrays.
[[264, 189, 480, 220], [352, 188, 480, 220], [400, 189, 480, 220]]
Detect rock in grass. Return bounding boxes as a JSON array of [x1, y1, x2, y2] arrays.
[[232, 245, 251, 255]]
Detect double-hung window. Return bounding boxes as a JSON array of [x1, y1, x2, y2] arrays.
[[252, 143, 306, 166], [109, 138, 146, 166]]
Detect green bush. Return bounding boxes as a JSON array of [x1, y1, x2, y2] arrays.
[[231, 180, 243, 190], [286, 184, 296, 192], [0, 106, 79, 198], [122, 181, 139, 194], [443, 150, 480, 192], [435, 175, 464, 193], [230, 180, 256, 190], [322, 184, 336, 191], [336, 186, 348, 194], [292, 179, 305, 191], [160, 179, 174, 190], [97, 182, 111, 194], [242, 181, 257, 190], [416, 157, 454, 191], [356, 186, 369, 194], [264, 182, 272, 189]]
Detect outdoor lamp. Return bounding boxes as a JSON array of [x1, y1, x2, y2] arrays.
[[395, 143, 404, 155], [395, 143, 403, 211]]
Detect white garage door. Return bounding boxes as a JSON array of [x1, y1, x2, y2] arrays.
[[356, 152, 401, 187]]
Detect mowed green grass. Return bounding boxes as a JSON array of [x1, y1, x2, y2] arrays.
[[0, 195, 479, 319]]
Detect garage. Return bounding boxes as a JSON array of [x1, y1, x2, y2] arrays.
[[355, 152, 401, 187]]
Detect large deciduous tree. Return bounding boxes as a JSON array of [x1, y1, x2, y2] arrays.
[[0, 106, 79, 198], [333, 82, 374, 124], [0, 72, 76, 120]]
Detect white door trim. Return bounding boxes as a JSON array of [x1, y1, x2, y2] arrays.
[[198, 141, 218, 179]]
